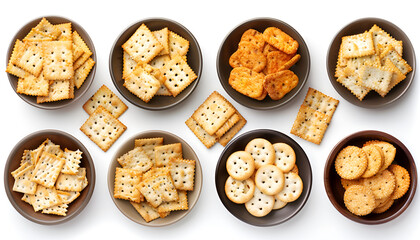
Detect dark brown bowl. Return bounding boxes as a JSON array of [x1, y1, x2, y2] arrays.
[[4, 129, 95, 225], [324, 130, 417, 224], [6, 16, 97, 110], [109, 18, 202, 110], [215, 129, 312, 226], [327, 17, 416, 108], [108, 130, 202, 226], [217, 18, 310, 110]]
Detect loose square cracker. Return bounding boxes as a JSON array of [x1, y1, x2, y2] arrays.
[[161, 55, 197, 97], [154, 143, 183, 167], [191, 91, 236, 136], [12, 41, 44, 77], [302, 87, 339, 123], [290, 105, 329, 145], [359, 64, 393, 96], [31, 153, 65, 188], [185, 117, 218, 148], [83, 84, 128, 118], [113, 167, 143, 203], [337, 67, 371, 101], [80, 105, 127, 152], [42, 40, 74, 80], [16, 73, 50, 97], [12, 164, 37, 194]]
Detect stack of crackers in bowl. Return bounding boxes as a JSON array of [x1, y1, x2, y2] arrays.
[[228, 27, 300, 101], [6, 17, 95, 106], [335, 140, 410, 216]]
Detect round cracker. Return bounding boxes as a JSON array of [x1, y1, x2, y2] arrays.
[[226, 151, 255, 181], [364, 140, 396, 172], [372, 198, 394, 214], [255, 164, 284, 196], [245, 186, 274, 217], [340, 178, 363, 190], [273, 142, 296, 172], [224, 176, 255, 204], [363, 169, 396, 200], [335, 146, 368, 180], [273, 196, 288, 210], [275, 172, 303, 203], [388, 164, 410, 200], [361, 145, 384, 178], [245, 138, 275, 169], [344, 185, 376, 216]]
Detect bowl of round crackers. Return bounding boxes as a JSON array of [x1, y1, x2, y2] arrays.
[[6, 16, 97, 110], [216, 18, 310, 110], [4, 129, 95, 225], [109, 18, 202, 110], [324, 130, 417, 224], [107, 130, 202, 226], [327, 17, 416, 108], [215, 129, 312, 226]]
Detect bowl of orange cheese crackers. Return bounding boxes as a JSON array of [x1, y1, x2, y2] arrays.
[[109, 18, 202, 110], [6, 16, 96, 110], [217, 18, 310, 110], [324, 130, 417, 224], [327, 18, 415, 108], [108, 130, 202, 226], [4, 129, 95, 225]]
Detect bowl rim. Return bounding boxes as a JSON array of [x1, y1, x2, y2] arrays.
[[326, 17, 416, 108], [108, 17, 203, 111], [107, 130, 203, 227], [215, 128, 312, 226], [4, 129, 96, 225], [324, 130, 417, 224], [6, 15, 97, 110], [216, 17, 310, 110]]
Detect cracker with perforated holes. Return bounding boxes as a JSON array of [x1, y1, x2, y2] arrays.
[[153, 27, 169, 56], [255, 164, 285, 196], [214, 113, 240, 138], [302, 87, 339, 123], [30, 152, 65, 188], [83, 85, 128, 118], [30, 185, 62, 212], [33, 17, 61, 40], [161, 55, 197, 97], [23, 28, 53, 42], [185, 117, 218, 148], [57, 190, 80, 204], [42, 40, 73, 80], [139, 171, 178, 208], [168, 30, 189, 57], [117, 147, 153, 173], [12, 164, 37, 195], [245, 186, 275, 217], [41, 203, 68, 216], [74, 57, 95, 89], [56, 168, 87, 192], [61, 148, 82, 175], [123, 66, 161, 103], [157, 190, 188, 213], [17, 73, 50, 97], [273, 143, 296, 173], [131, 201, 161, 222], [56, 23, 72, 41], [12, 41, 44, 77], [134, 137, 164, 161], [37, 79, 71, 103], [245, 138, 275, 169], [123, 50, 138, 79], [154, 143, 183, 168], [262, 27, 299, 55], [6, 40, 30, 79], [225, 176, 255, 204], [341, 31, 375, 58], [113, 167, 143, 203], [80, 105, 127, 152], [218, 112, 247, 147], [168, 158, 195, 191], [191, 91, 236, 136]]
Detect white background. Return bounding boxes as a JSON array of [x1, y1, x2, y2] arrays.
[[1, 0, 419, 239]]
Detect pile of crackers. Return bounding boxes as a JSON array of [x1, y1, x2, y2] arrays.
[[291, 88, 339, 144], [121, 23, 197, 103], [80, 85, 128, 152], [6, 17, 95, 103], [335, 24, 412, 101], [335, 140, 410, 216], [224, 138, 303, 217], [113, 137, 195, 223], [11, 139, 88, 216], [228, 27, 300, 101], [186, 91, 246, 148]]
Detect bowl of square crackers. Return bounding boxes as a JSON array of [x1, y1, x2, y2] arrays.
[[327, 18, 415, 108], [109, 18, 202, 110], [4, 129, 95, 224], [217, 18, 310, 110], [324, 130, 417, 224], [6, 16, 96, 110], [215, 129, 312, 226], [107, 130, 202, 226]]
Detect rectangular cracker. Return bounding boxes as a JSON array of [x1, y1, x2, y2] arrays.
[[73, 31, 92, 69], [61, 148, 82, 175], [185, 117, 218, 148], [113, 167, 143, 203], [31, 153, 65, 188], [139, 171, 178, 207], [359, 64, 393, 96], [384, 58, 406, 93], [154, 143, 183, 167], [17, 73, 50, 97], [291, 105, 329, 145], [12, 164, 37, 194], [169, 158, 195, 191], [157, 190, 188, 213], [12, 41, 44, 77], [83, 84, 128, 118], [149, 54, 171, 69], [42, 40, 74, 80], [80, 105, 127, 152], [72, 43, 84, 62], [37, 80, 71, 103], [56, 23, 72, 41], [21, 150, 33, 166], [161, 55, 197, 97], [123, 66, 161, 103], [380, 45, 412, 75], [123, 50, 138, 80], [11, 161, 30, 178], [42, 203, 68, 216], [302, 88, 339, 123], [168, 30, 189, 57], [23, 28, 53, 42], [214, 113, 240, 138], [131, 201, 160, 222], [33, 18, 61, 40], [134, 137, 164, 162], [192, 91, 236, 136], [30, 186, 62, 212], [341, 31, 375, 58], [122, 24, 163, 64], [74, 57, 95, 89], [218, 112, 247, 147], [117, 147, 153, 173], [6, 40, 31, 78], [153, 27, 169, 55], [56, 167, 86, 192], [336, 67, 371, 101], [369, 24, 402, 55]]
